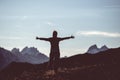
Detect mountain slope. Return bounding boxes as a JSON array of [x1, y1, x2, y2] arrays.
[[13, 47, 49, 64], [0, 47, 49, 70], [0, 47, 120, 80], [0, 47, 17, 70]]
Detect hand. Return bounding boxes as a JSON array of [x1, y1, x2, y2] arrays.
[[36, 37, 39, 39], [71, 35, 75, 38]]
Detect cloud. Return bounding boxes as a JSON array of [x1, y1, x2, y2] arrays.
[[0, 36, 22, 40], [45, 22, 64, 31], [46, 22, 57, 27], [104, 5, 120, 8], [21, 16, 28, 20], [76, 31, 120, 38], [0, 16, 29, 20]]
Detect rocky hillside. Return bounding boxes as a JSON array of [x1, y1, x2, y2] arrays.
[[0, 47, 120, 80]]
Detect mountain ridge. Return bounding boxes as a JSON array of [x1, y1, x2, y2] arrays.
[[87, 44, 109, 54], [0, 47, 49, 70], [0, 47, 120, 80]]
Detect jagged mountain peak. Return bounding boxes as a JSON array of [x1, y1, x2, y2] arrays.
[[0, 47, 49, 70], [89, 44, 98, 49], [87, 44, 99, 54], [11, 48, 20, 54], [87, 44, 109, 54], [21, 46, 40, 55], [100, 45, 108, 51]]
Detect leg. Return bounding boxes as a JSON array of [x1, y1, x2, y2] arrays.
[[54, 53, 60, 72], [48, 53, 54, 70]]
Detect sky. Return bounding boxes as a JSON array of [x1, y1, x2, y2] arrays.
[[0, 0, 120, 57]]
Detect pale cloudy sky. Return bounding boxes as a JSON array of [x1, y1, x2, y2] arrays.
[[0, 0, 120, 57]]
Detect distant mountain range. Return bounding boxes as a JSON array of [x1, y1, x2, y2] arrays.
[[0, 47, 49, 70], [11, 47, 49, 64], [0, 47, 120, 80], [87, 44, 108, 54], [0, 44, 113, 70]]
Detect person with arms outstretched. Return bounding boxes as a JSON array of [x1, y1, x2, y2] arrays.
[[36, 30, 74, 72]]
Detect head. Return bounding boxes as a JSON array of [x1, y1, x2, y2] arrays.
[[53, 30, 58, 37]]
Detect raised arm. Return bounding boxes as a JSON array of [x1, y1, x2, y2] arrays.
[[36, 36, 49, 41], [60, 35, 75, 41]]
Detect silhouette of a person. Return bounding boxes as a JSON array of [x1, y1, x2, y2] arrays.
[[36, 31, 74, 71]]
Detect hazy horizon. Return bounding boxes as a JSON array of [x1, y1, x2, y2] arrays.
[[0, 0, 120, 57]]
